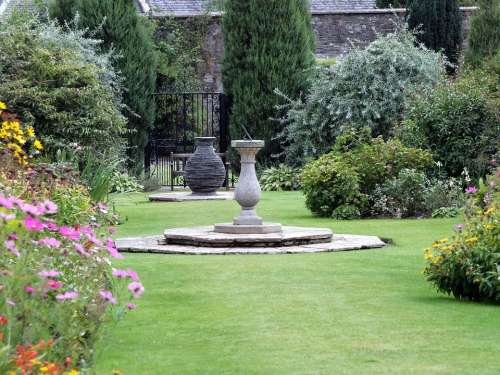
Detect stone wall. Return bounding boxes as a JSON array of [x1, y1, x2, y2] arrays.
[[167, 7, 476, 92]]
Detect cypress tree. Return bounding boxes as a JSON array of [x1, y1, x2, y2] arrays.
[[222, 0, 315, 159], [50, 0, 157, 175], [465, 0, 500, 67], [407, 0, 463, 69]]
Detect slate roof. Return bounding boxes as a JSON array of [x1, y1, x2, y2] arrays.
[[146, 0, 377, 16], [0, 0, 37, 16]]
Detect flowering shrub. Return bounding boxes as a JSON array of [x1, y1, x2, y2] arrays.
[[0, 102, 141, 372], [424, 169, 500, 303], [260, 165, 301, 192]]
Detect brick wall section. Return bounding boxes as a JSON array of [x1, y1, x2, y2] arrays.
[[167, 8, 476, 92]]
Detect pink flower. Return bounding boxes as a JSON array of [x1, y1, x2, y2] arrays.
[[59, 226, 80, 241], [18, 202, 41, 216], [39, 270, 61, 278], [465, 186, 478, 194], [37, 237, 61, 248], [454, 224, 464, 231], [47, 279, 63, 290], [5, 240, 20, 257], [127, 268, 139, 282], [99, 290, 117, 305], [24, 216, 44, 232], [107, 226, 116, 234], [74, 243, 89, 257], [97, 203, 108, 214], [44, 222, 59, 232], [0, 212, 15, 221], [126, 303, 137, 310], [40, 200, 58, 215], [112, 268, 129, 278], [0, 194, 14, 209], [25, 286, 34, 294], [128, 282, 145, 299], [105, 238, 123, 259], [56, 291, 79, 301]]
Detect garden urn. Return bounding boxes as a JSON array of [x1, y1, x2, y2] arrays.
[[185, 137, 226, 194]]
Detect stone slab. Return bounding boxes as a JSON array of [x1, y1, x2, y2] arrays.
[[164, 226, 332, 247], [149, 191, 234, 202], [214, 223, 282, 234], [116, 234, 386, 255]]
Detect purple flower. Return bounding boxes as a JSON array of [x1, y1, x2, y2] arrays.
[[465, 186, 478, 194], [0, 212, 15, 221], [25, 286, 34, 294], [454, 224, 465, 231], [37, 237, 61, 248], [99, 290, 117, 305], [97, 203, 108, 214], [5, 240, 20, 257], [18, 202, 41, 216], [74, 243, 89, 257], [126, 303, 137, 310], [56, 291, 79, 301], [127, 268, 139, 282], [0, 194, 14, 209], [47, 279, 63, 290], [105, 238, 123, 259], [112, 268, 129, 278], [39, 270, 61, 278], [59, 226, 80, 241], [24, 216, 44, 232], [44, 222, 59, 232], [128, 282, 145, 299]]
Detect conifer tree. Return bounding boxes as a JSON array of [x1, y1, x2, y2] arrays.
[[50, 0, 157, 175], [222, 0, 315, 159], [465, 0, 500, 67], [407, 0, 463, 69]]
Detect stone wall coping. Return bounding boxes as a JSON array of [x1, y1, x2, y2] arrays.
[[148, 6, 477, 18]]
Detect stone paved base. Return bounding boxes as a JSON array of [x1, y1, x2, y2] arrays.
[[149, 191, 234, 202], [116, 234, 386, 255]]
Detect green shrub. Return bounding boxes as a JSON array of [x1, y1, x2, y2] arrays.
[[432, 207, 460, 218], [424, 181, 499, 302], [301, 154, 367, 219], [110, 172, 144, 193], [260, 165, 301, 191], [401, 71, 500, 180], [280, 28, 444, 165], [0, 16, 127, 163]]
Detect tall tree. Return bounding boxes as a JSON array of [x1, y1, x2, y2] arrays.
[[50, 0, 157, 175], [465, 0, 500, 67], [222, 0, 315, 159], [407, 0, 463, 70]]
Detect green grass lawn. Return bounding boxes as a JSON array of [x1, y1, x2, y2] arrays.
[[96, 192, 500, 375]]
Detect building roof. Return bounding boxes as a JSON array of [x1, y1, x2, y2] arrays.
[[145, 0, 377, 16], [0, 0, 38, 16]]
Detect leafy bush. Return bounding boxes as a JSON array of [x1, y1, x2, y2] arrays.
[[110, 172, 144, 193], [401, 70, 500, 180], [280, 28, 444, 166], [0, 16, 127, 164], [371, 170, 464, 218], [302, 154, 367, 219], [424, 174, 500, 303], [260, 165, 301, 191]]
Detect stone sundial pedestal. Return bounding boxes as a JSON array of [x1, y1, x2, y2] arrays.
[[214, 140, 282, 235]]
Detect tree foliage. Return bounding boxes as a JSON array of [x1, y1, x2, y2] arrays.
[[222, 0, 315, 159], [465, 0, 500, 67], [407, 0, 463, 68], [50, 0, 157, 175]]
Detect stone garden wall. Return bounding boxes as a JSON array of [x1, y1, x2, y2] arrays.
[[166, 7, 476, 92]]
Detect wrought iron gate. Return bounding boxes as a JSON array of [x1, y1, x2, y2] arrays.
[[146, 92, 231, 187]]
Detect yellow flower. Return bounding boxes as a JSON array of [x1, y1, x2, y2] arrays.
[[34, 139, 43, 151], [424, 248, 434, 261], [465, 237, 478, 246], [438, 238, 449, 244], [66, 370, 80, 375], [484, 207, 494, 216], [7, 372, 16, 375], [27, 126, 35, 137], [0, 101, 6, 110]]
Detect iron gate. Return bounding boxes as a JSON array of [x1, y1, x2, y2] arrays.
[[146, 92, 231, 187]]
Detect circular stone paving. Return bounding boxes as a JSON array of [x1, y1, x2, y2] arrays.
[[116, 227, 386, 255], [149, 191, 234, 202]]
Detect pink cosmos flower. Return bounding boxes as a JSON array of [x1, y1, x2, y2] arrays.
[[0, 212, 15, 221], [5, 240, 20, 257], [0, 194, 14, 209], [59, 226, 80, 241], [107, 226, 116, 234], [18, 202, 41, 216], [74, 243, 89, 257], [127, 268, 139, 282], [37, 237, 61, 248], [128, 282, 145, 299], [44, 222, 59, 232], [47, 279, 63, 290], [40, 200, 58, 215], [25, 286, 34, 294], [24, 216, 44, 232], [454, 224, 465, 231], [465, 186, 478, 194], [126, 303, 137, 310], [56, 291, 79, 301], [112, 269, 129, 278], [99, 290, 117, 305], [105, 238, 123, 259], [80, 226, 94, 236], [97, 203, 108, 214], [39, 270, 61, 278]]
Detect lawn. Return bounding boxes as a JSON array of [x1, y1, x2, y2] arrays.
[[96, 192, 500, 375]]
